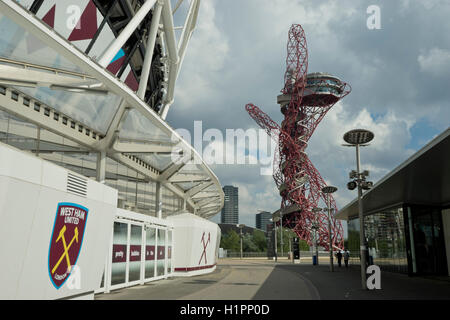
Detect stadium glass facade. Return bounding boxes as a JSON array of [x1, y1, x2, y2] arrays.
[[0, 0, 224, 221]]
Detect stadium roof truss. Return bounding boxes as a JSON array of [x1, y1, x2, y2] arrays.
[[0, 0, 224, 218]]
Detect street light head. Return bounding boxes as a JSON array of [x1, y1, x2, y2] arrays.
[[322, 186, 338, 194], [347, 181, 357, 190], [349, 170, 358, 179], [312, 207, 322, 213], [343, 129, 374, 145], [272, 209, 281, 222], [361, 181, 373, 190]]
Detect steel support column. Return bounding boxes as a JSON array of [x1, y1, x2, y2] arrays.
[[99, 0, 158, 68], [137, 0, 163, 100], [155, 181, 162, 219], [97, 151, 107, 183]]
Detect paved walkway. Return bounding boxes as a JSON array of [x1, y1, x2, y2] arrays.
[[96, 259, 317, 300], [95, 258, 450, 300], [275, 263, 450, 300]]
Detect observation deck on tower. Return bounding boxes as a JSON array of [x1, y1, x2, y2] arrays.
[[278, 72, 348, 114]]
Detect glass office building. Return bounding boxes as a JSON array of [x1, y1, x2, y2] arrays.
[[256, 211, 272, 233], [221, 186, 239, 224]]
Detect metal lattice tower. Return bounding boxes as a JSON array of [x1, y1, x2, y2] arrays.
[[246, 24, 351, 250]]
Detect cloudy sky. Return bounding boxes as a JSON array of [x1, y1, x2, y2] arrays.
[[168, 0, 450, 231]]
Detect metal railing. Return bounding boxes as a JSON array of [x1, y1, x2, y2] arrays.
[[223, 251, 331, 258], [0, 57, 95, 80]]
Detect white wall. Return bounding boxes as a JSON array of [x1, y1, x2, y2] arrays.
[[168, 213, 221, 277], [0, 142, 117, 299]]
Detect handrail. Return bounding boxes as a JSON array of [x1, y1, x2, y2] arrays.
[[0, 56, 96, 80]]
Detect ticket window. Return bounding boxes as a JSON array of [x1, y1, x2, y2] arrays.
[[128, 224, 142, 283], [167, 230, 173, 274], [111, 222, 128, 286], [145, 227, 156, 279], [156, 229, 166, 277]]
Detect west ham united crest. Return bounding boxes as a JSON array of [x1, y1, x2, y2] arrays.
[[48, 203, 88, 289]]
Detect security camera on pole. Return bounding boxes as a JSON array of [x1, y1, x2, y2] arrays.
[[343, 129, 375, 290]]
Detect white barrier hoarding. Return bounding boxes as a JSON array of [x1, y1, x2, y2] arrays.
[[168, 213, 221, 276], [0, 142, 117, 299]]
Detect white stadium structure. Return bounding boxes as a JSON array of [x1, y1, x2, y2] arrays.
[[0, 0, 223, 299]]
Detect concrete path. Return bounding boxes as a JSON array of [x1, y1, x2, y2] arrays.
[[283, 263, 450, 300], [95, 258, 450, 300], [96, 259, 318, 300]]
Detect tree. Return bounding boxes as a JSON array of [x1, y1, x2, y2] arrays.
[[242, 233, 258, 252], [274, 228, 310, 253], [299, 239, 309, 251], [220, 230, 240, 251], [252, 229, 267, 252]]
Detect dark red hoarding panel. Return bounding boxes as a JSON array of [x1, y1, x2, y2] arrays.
[[112, 244, 126, 263], [129, 245, 141, 262], [145, 245, 155, 261]]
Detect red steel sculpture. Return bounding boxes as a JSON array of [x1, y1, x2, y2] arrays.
[[246, 24, 351, 251]]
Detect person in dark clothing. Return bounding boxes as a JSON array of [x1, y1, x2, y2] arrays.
[[336, 250, 343, 267], [344, 250, 350, 268], [365, 248, 370, 268]]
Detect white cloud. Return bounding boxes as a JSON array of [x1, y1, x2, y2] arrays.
[[309, 103, 416, 209], [175, 0, 230, 111], [175, 1, 448, 237], [233, 176, 280, 227], [418, 47, 450, 77], [262, 0, 357, 37]]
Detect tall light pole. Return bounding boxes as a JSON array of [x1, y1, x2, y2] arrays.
[[312, 207, 321, 266], [343, 129, 374, 290], [237, 224, 245, 259], [280, 213, 284, 258], [322, 186, 338, 272], [274, 220, 277, 262], [270, 215, 280, 262]]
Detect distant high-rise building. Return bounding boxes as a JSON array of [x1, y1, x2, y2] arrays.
[[256, 211, 272, 233], [221, 186, 239, 224]]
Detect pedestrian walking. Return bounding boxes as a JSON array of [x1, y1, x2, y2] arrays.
[[343, 249, 350, 268], [336, 250, 343, 267]]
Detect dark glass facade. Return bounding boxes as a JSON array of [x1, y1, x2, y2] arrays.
[[347, 206, 408, 274], [404, 205, 448, 276], [256, 211, 272, 233], [347, 205, 448, 276]]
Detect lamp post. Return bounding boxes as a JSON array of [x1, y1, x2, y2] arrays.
[[322, 186, 338, 272], [343, 129, 374, 290], [274, 220, 277, 262], [312, 207, 321, 266], [270, 215, 280, 262], [237, 224, 245, 259], [280, 213, 284, 259]]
